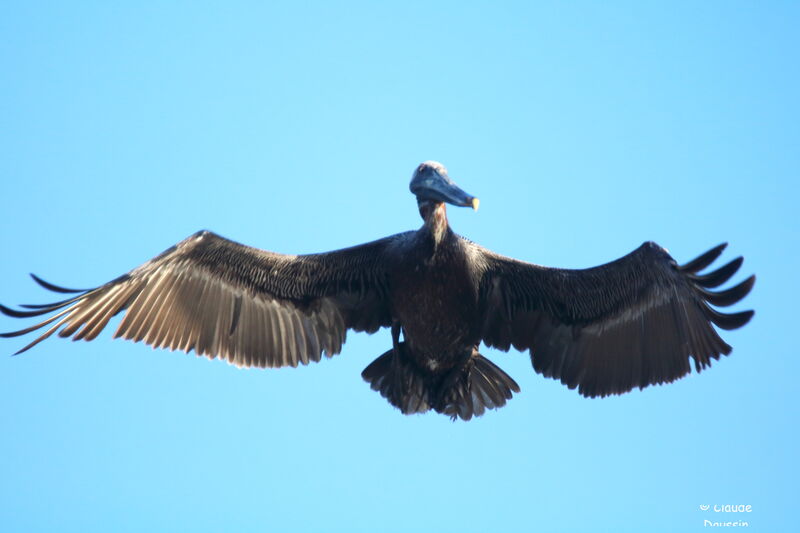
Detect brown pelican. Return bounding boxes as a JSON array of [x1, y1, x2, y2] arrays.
[[1, 161, 754, 420]]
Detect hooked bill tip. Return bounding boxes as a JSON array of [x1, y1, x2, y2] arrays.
[[471, 198, 480, 211]]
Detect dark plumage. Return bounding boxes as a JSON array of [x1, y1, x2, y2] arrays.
[[1, 161, 755, 420]]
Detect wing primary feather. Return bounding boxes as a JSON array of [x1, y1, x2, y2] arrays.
[[678, 243, 727, 273], [71, 285, 128, 341], [59, 293, 116, 338], [702, 306, 755, 330], [697, 276, 755, 307], [30, 273, 89, 294], [690, 257, 743, 288], [83, 283, 140, 342], [0, 306, 75, 339], [0, 302, 71, 319], [12, 315, 75, 355], [18, 294, 84, 310], [58, 285, 132, 340]]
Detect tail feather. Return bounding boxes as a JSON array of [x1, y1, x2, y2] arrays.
[[361, 344, 431, 415], [436, 353, 520, 420], [361, 343, 520, 421]]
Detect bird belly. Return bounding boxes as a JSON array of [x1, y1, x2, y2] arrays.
[[389, 261, 479, 373]]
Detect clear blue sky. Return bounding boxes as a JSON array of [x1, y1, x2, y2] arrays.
[[1, 2, 797, 532]]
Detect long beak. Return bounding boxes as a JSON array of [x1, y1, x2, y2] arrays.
[[411, 171, 479, 210]]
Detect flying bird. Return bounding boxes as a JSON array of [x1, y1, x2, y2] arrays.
[[1, 161, 755, 420]]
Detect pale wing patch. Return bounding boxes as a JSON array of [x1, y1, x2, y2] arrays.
[[110, 264, 346, 368]]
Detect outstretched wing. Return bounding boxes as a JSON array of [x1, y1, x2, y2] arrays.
[[1, 230, 404, 368], [477, 241, 755, 397]]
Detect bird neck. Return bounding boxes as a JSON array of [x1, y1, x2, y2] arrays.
[[419, 201, 450, 247]]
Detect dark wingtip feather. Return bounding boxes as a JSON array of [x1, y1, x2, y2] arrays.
[[0, 300, 77, 318], [679, 243, 728, 274], [0, 329, 25, 339], [0, 303, 51, 319], [19, 295, 81, 309], [704, 306, 755, 330], [700, 275, 756, 307], [691, 257, 743, 288], [30, 273, 87, 294], [11, 335, 53, 355]]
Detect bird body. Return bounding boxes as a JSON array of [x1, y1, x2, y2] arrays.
[[1, 161, 755, 420], [388, 227, 479, 369]]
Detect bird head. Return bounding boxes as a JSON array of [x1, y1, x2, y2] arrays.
[[409, 161, 479, 212]]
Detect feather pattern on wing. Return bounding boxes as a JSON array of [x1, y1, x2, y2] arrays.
[[1, 230, 403, 367], [476, 241, 755, 397]]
